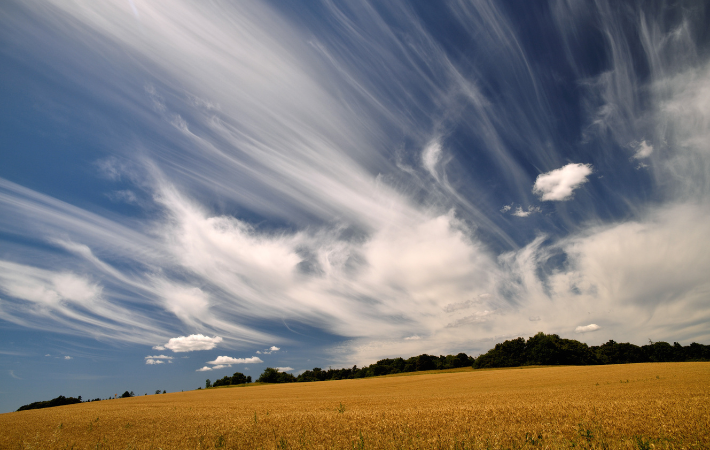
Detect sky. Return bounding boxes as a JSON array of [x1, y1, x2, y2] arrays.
[[1, 0, 709, 413]]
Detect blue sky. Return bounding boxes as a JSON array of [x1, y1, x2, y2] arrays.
[[1, 0, 709, 412]]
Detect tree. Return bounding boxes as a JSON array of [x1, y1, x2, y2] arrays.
[[163, 390, 166, 394], [155, 390, 161, 395], [121, 391, 133, 398], [205, 379, 211, 389], [258, 367, 296, 383]]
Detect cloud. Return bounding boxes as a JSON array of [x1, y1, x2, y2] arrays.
[[64, 356, 72, 360], [275, 367, 293, 372], [145, 355, 173, 360], [9, 370, 21, 380], [404, 335, 421, 340], [575, 324, 600, 333], [1, 0, 710, 370], [512, 206, 541, 217], [152, 346, 166, 351], [529, 316, 541, 322], [196, 366, 212, 372], [145, 359, 164, 365], [206, 356, 263, 365], [533, 164, 593, 201], [163, 335, 223, 353], [270, 346, 280, 351], [445, 310, 494, 328], [422, 140, 443, 179], [211, 365, 228, 370], [633, 141, 653, 159]]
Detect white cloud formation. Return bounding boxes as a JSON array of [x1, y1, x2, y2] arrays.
[[64, 356, 72, 360], [575, 324, 600, 333], [404, 335, 421, 340], [206, 356, 263, 365], [196, 366, 212, 372], [633, 141, 653, 159], [533, 163, 593, 201], [163, 335, 223, 353], [152, 346, 166, 351], [145, 355, 173, 360], [422, 140, 443, 179], [145, 359, 164, 365], [512, 206, 541, 217], [269, 346, 280, 351], [274, 367, 293, 372], [1, 0, 709, 371]]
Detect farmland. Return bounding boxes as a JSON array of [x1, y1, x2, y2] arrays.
[[1, 362, 708, 449]]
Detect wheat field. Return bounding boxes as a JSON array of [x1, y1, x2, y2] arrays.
[[1, 362, 708, 449]]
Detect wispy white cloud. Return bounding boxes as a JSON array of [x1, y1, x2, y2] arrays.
[[206, 356, 263, 365], [274, 367, 293, 372], [512, 206, 541, 217], [196, 366, 212, 372], [145, 359, 163, 365], [1, 0, 709, 371], [533, 164, 593, 201], [64, 356, 72, 360]]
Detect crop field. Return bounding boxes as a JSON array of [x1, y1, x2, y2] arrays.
[[1, 362, 708, 449]]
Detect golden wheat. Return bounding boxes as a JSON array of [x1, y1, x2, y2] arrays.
[[1, 362, 708, 449]]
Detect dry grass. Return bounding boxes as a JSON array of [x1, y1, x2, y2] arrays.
[[1, 362, 708, 449]]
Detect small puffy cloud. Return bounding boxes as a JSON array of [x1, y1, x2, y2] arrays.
[[512, 206, 541, 217], [45, 354, 50, 357], [269, 346, 280, 351], [211, 364, 228, 369], [275, 367, 293, 372], [404, 335, 421, 340], [575, 324, 600, 333], [145, 359, 164, 365], [633, 141, 653, 159], [163, 335, 223, 352], [64, 356, 72, 360], [196, 366, 212, 372], [500, 204, 512, 213], [207, 356, 263, 365], [152, 345, 166, 351], [533, 163, 593, 201], [145, 355, 173, 360]]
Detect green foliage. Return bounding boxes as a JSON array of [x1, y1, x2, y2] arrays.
[[212, 371, 252, 387], [472, 332, 710, 369], [258, 367, 297, 383]]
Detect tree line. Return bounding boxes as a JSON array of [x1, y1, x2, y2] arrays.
[[206, 334, 709, 387], [472, 333, 710, 368], [16, 390, 169, 412]]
